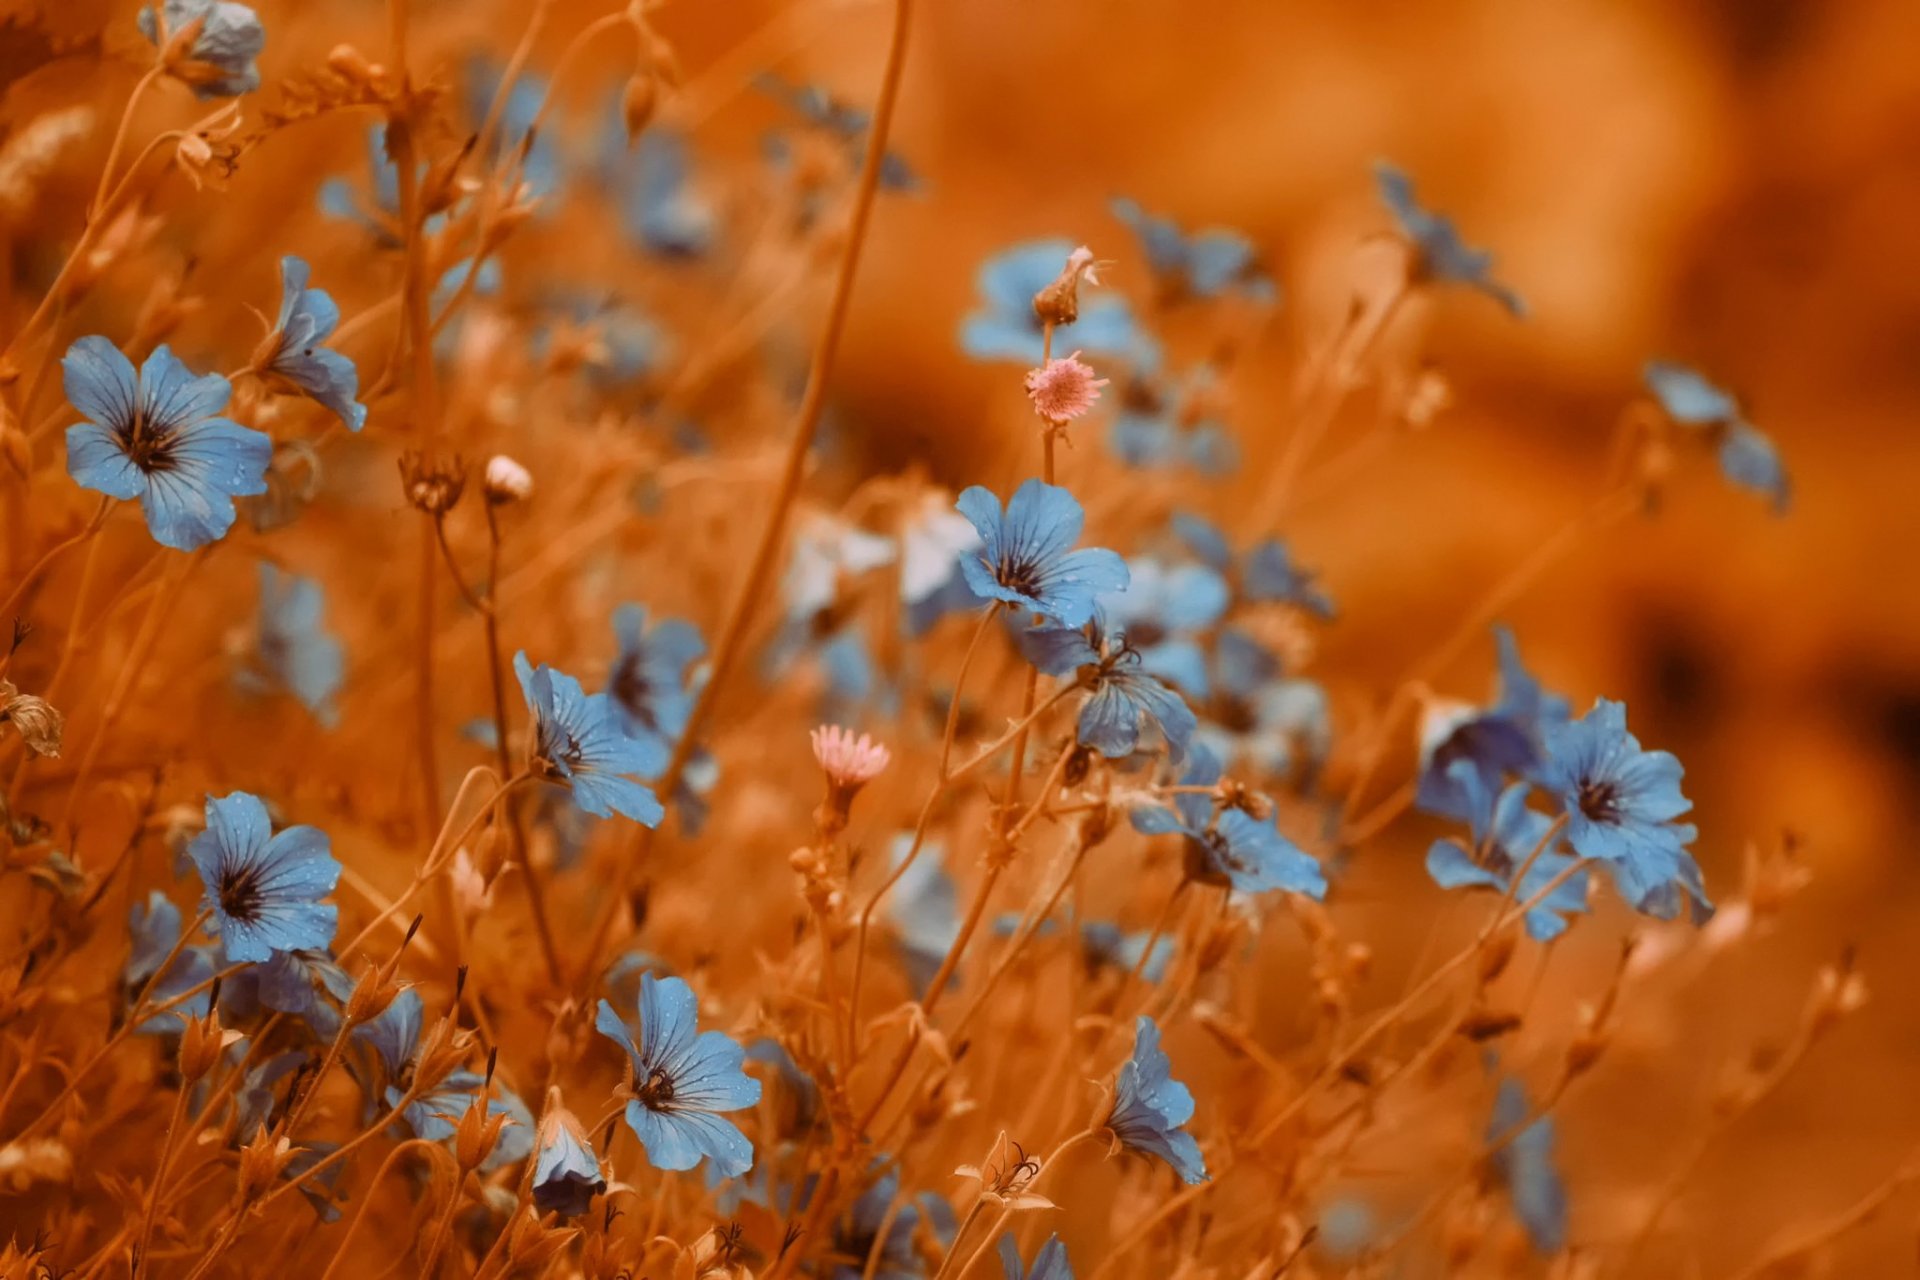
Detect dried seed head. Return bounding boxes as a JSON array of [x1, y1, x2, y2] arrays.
[[0, 683, 62, 757], [399, 451, 467, 515]]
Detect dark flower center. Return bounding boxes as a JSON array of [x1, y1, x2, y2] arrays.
[[537, 721, 586, 773], [118, 407, 180, 475], [1186, 829, 1239, 886], [218, 862, 267, 923], [635, 1065, 676, 1110], [1577, 777, 1623, 825], [610, 656, 656, 729], [994, 555, 1041, 598]]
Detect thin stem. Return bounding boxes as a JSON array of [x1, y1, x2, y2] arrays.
[[131, 1081, 190, 1276], [0, 496, 111, 626], [317, 1140, 443, 1280], [933, 1130, 1097, 1280], [90, 67, 164, 222]]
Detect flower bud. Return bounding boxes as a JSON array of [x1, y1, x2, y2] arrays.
[[620, 73, 659, 142], [236, 1128, 295, 1202], [483, 454, 533, 504], [1032, 245, 1103, 327]]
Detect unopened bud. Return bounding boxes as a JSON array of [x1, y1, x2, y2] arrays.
[[455, 1092, 507, 1172], [483, 454, 532, 504], [1033, 245, 1103, 327], [236, 1128, 295, 1201], [399, 451, 466, 515], [179, 1002, 238, 1083]]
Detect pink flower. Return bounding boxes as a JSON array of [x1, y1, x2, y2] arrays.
[[810, 725, 891, 789], [1025, 351, 1107, 423]]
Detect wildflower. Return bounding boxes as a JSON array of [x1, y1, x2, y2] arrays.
[[185, 791, 341, 963], [1110, 196, 1275, 301], [1197, 630, 1333, 780], [888, 836, 958, 994], [394, 1071, 535, 1172], [829, 1163, 946, 1280], [1538, 699, 1711, 922], [251, 947, 352, 1034], [354, 985, 424, 1081], [1488, 1078, 1567, 1254], [319, 126, 405, 243], [608, 605, 704, 759], [1172, 512, 1334, 619], [999, 1234, 1074, 1280], [1130, 745, 1325, 898], [515, 652, 666, 824], [63, 337, 271, 551], [465, 58, 563, 203], [532, 1093, 606, 1217], [1020, 618, 1197, 762], [0, 681, 62, 757], [255, 257, 366, 431], [962, 239, 1159, 369], [1413, 626, 1568, 820], [955, 479, 1129, 627], [812, 725, 891, 795], [1099, 557, 1229, 695], [1643, 361, 1790, 511], [251, 564, 344, 726], [1032, 244, 1105, 326], [1104, 1016, 1207, 1184], [600, 116, 714, 258], [1025, 352, 1107, 423], [1108, 373, 1237, 475], [125, 892, 219, 1033], [1373, 161, 1525, 316], [784, 511, 896, 622], [595, 971, 762, 1178], [1426, 764, 1589, 941], [483, 454, 533, 503], [1493, 624, 1572, 746], [899, 489, 984, 617], [138, 0, 265, 99]]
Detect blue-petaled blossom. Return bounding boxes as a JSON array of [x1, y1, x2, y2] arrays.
[[253, 947, 352, 1034], [900, 491, 984, 611], [1414, 627, 1570, 820], [260, 257, 365, 431], [832, 1164, 926, 1280], [392, 1072, 535, 1172], [1130, 745, 1326, 898], [1426, 764, 1589, 942], [1374, 161, 1524, 316], [595, 972, 762, 1178], [1538, 699, 1711, 923], [962, 239, 1159, 369], [1106, 1016, 1207, 1184], [784, 512, 896, 622], [601, 115, 714, 258], [138, 0, 263, 98], [533, 1101, 606, 1217], [1493, 625, 1572, 746], [1198, 629, 1333, 780], [999, 1233, 1075, 1280], [516, 652, 666, 824], [757, 73, 919, 192], [607, 604, 704, 760], [466, 58, 562, 202], [1107, 372, 1237, 475], [63, 338, 271, 551], [355, 986, 425, 1083], [252, 564, 345, 727], [126, 892, 218, 1034], [1111, 197, 1274, 302], [1489, 1078, 1567, 1254], [1100, 558, 1228, 696], [1644, 361, 1790, 512], [956, 480, 1128, 628], [1021, 618, 1197, 763], [888, 835, 958, 995], [185, 791, 341, 963], [319, 126, 405, 242], [1172, 513, 1334, 618]]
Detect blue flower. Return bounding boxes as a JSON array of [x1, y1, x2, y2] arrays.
[[784, 512, 897, 622], [1020, 618, 1197, 763], [1374, 161, 1524, 316], [1425, 766, 1589, 941], [1172, 513, 1334, 618], [601, 116, 714, 258], [1414, 626, 1570, 820], [466, 58, 563, 202], [1493, 624, 1572, 746], [595, 972, 762, 1178], [261, 257, 365, 431], [533, 1105, 606, 1217], [1079, 921, 1174, 983], [999, 1233, 1074, 1280], [63, 338, 271, 551], [185, 791, 341, 963], [900, 493, 984, 611], [1100, 557, 1229, 695], [1108, 378, 1238, 475], [393, 1071, 535, 1172], [1488, 1077, 1567, 1254], [962, 239, 1159, 369], [1130, 744, 1325, 898], [251, 564, 345, 726], [757, 73, 919, 192], [252, 947, 353, 1033], [355, 986, 424, 1083], [138, 0, 264, 98], [1110, 197, 1275, 302], [956, 480, 1128, 628], [1538, 699, 1711, 922], [125, 892, 217, 1035], [1644, 361, 1790, 512], [1196, 630, 1333, 782], [888, 835, 958, 995], [1106, 1016, 1207, 1185], [515, 652, 666, 824], [320, 126, 404, 242], [607, 605, 704, 759], [830, 1163, 947, 1280]]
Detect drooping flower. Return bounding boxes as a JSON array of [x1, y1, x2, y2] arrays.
[[1020, 618, 1197, 763], [393, 1072, 535, 1172], [595, 972, 762, 1178], [999, 1233, 1075, 1280], [63, 337, 271, 551], [1425, 764, 1590, 941], [1643, 361, 1790, 512], [1374, 161, 1525, 316], [185, 791, 341, 963], [515, 652, 666, 824], [1105, 1016, 1208, 1184], [251, 564, 344, 727], [888, 835, 958, 995], [1110, 196, 1275, 302], [1488, 1077, 1568, 1254], [532, 1093, 606, 1217], [138, 0, 264, 99], [1538, 699, 1711, 922], [1025, 352, 1107, 422], [962, 239, 1159, 369], [956, 479, 1128, 627], [1129, 745, 1325, 898], [607, 604, 705, 760], [257, 257, 366, 431]]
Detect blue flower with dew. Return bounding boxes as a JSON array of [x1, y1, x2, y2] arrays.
[[1538, 698, 1711, 923], [1105, 1016, 1208, 1185], [391, 1071, 535, 1173], [1489, 1077, 1568, 1254], [1020, 616, 1198, 763], [962, 239, 1159, 370], [63, 338, 271, 552], [1110, 196, 1275, 302], [185, 791, 341, 964], [1129, 744, 1325, 898], [1643, 361, 1790, 512], [999, 1232, 1074, 1280], [251, 564, 345, 727], [1373, 161, 1525, 317], [1426, 764, 1590, 942], [956, 479, 1129, 628], [595, 971, 762, 1178], [515, 651, 666, 824], [533, 1099, 606, 1218], [138, 0, 264, 98], [260, 256, 366, 430]]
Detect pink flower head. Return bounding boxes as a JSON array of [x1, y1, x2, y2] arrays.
[[811, 724, 891, 790], [1025, 351, 1108, 423]]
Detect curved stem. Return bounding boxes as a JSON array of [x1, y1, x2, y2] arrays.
[[0, 496, 111, 627], [90, 67, 164, 222]]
